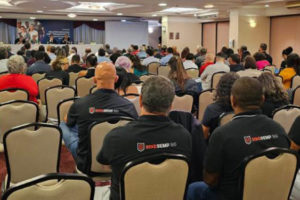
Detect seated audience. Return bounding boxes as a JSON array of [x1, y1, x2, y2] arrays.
[[67, 47, 77, 64], [181, 47, 190, 61], [281, 47, 293, 70], [228, 54, 244, 72], [183, 53, 198, 70], [187, 77, 290, 200], [38, 46, 51, 64], [129, 55, 147, 77], [47, 33, 57, 44], [97, 76, 192, 200], [168, 57, 200, 95], [115, 56, 140, 84], [142, 48, 160, 66], [115, 67, 131, 95], [47, 46, 57, 61], [104, 44, 113, 55], [201, 52, 230, 90], [254, 52, 270, 70], [160, 47, 174, 66], [199, 54, 214, 76], [237, 56, 262, 77], [97, 48, 111, 63], [0, 47, 8, 73], [172, 46, 180, 57], [26, 51, 51, 75], [110, 52, 122, 64], [27, 50, 36, 67], [45, 58, 70, 85], [195, 47, 207, 67], [258, 72, 289, 117], [67, 55, 85, 73], [238, 45, 248, 61], [202, 72, 239, 139], [79, 54, 98, 78], [60, 62, 138, 172], [137, 45, 147, 59], [131, 45, 139, 55], [0, 55, 38, 103], [279, 53, 300, 89], [259, 43, 273, 65]]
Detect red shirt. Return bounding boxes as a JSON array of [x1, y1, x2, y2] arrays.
[[0, 74, 38, 103], [199, 62, 214, 75], [132, 50, 139, 55]]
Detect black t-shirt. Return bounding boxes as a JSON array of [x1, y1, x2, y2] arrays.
[[127, 73, 141, 84], [67, 89, 138, 172], [97, 115, 192, 200], [230, 64, 244, 72], [67, 64, 85, 73], [85, 68, 95, 78], [289, 116, 300, 145], [45, 70, 69, 85], [261, 98, 288, 118], [205, 110, 290, 200], [264, 53, 273, 65]]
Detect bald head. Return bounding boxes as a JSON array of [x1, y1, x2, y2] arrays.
[[95, 62, 118, 89]]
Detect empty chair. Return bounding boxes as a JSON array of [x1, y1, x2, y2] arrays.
[[38, 78, 62, 105], [0, 100, 38, 143], [0, 88, 29, 104], [57, 98, 78, 125], [241, 147, 298, 200], [147, 62, 160, 75], [186, 69, 199, 79], [273, 105, 300, 133], [172, 95, 193, 113], [45, 86, 76, 123], [120, 153, 189, 200], [3, 123, 62, 189], [69, 72, 79, 87], [140, 75, 153, 82], [2, 173, 95, 200], [158, 66, 170, 78], [291, 75, 300, 90], [211, 71, 226, 89], [75, 77, 95, 97], [31, 73, 45, 83], [219, 112, 235, 126], [198, 89, 215, 122]]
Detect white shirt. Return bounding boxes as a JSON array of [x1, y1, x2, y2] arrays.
[[142, 56, 160, 66], [0, 59, 8, 73], [183, 60, 198, 70], [200, 61, 230, 90]]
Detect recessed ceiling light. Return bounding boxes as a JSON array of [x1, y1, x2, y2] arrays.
[[36, 10, 43, 13], [161, 7, 201, 14], [30, 16, 36, 20], [158, 3, 167, 7], [204, 4, 214, 9], [121, 19, 126, 22], [117, 13, 123, 16], [265, 4, 270, 8], [68, 13, 77, 18], [0, 16, 2, 19], [152, 14, 158, 17], [93, 18, 98, 21]]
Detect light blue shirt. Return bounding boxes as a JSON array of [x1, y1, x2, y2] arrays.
[[137, 51, 147, 59], [142, 56, 160, 66], [97, 56, 111, 63], [160, 54, 173, 66]]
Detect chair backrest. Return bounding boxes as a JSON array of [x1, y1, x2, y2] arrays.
[[219, 112, 235, 126], [3, 123, 62, 189], [0, 88, 29, 104], [2, 173, 95, 200], [31, 73, 45, 83], [140, 75, 153, 82], [125, 96, 141, 116], [89, 118, 132, 175], [89, 85, 97, 94], [69, 72, 79, 87], [275, 75, 283, 85], [57, 98, 78, 125], [211, 71, 226, 89], [38, 78, 63, 105], [158, 66, 170, 78], [75, 77, 95, 97], [198, 89, 214, 121], [186, 69, 199, 79], [292, 86, 300, 107], [147, 62, 160, 75], [120, 85, 140, 99], [241, 148, 298, 200], [120, 153, 189, 200], [291, 75, 300, 89], [172, 95, 193, 113], [0, 100, 38, 143], [273, 105, 300, 133], [45, 86, 75, 122]]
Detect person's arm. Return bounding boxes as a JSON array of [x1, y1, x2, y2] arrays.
[[204, 170, 220, 187], [202, 125, 210, 140], [78, 70, 87, 77], [65, 101, 78, 126], [291, 141, 300, 151], [289, 116, 300, 151]]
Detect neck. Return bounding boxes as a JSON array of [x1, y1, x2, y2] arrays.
[[96, 81, 115, 90], [140, 107, 168, 116], [234, 106, 260, 115]]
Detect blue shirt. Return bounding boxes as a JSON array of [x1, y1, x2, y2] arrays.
[[97, 56, 111, 63], [142, 56, 160, 66], [26, 60, 51, 76], [160, 54, 173, 66], [137, 51, 147, 59]]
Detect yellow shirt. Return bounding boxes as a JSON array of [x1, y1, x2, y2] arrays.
[[279, 67, 296, 89]]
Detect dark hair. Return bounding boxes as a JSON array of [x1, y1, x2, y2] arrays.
[[141, 76, 175, 113], [186, 53, 195, 61], [253, 52, 266, 61], [71, 47, 77, 54], [38, 45, 45, 52], [167, 47, 174, 54], [24, 42, 31, 50], [286, 53, 300, 75], [216, 52, 227, 59], [115, 67, 130, 94], [241, 51, 251, 62], [72, 54, 80, 63], [0, 47, 7, 60], [17, 50, 24, 56], [133, 45, 138, 51], [260, 43, 267, 51], [110, 53, 122, 64], [181, 47, 190, 59], [282, 47, 293, 56], [50, 46, 56, 53], [200, 48, 207, 55], [129, 55, 146, 72], [240, 45, 247, 52], [221, 46, 228, 54], [226, 48, 234, 58], [244, 56, 257, 69], [168, 57, 189, 91], [105, 44, 110, 49], [146, 48, 154, 56], [31, 50, 37, 58], [215, 72, 240, 108], [231, 77, 264, 110], [98, 48, 106, 57], [229, 54, 240, 64], [35, 51, 45, 60], [86, 54, 98, 67]]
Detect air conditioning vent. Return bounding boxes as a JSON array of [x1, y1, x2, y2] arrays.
[[196, 14, 218, 19]]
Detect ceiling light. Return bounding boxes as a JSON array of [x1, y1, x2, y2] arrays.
[[117, 13, 123, 16], [121, 19, 126, 22], [158, 3, 167, 7], [204, 4, 214, 9], [249, 19, 256, 28], [265, 4, 270, 8], [0, 16, 2, 19], [93, 18, 98, 21], [161, 7, 201, 14], [152, 14, 158, 17], [30, 16, 36, 20], [0, 0, 11, 6], [36, 10, 43, 13], [68, 13, 77, 18]]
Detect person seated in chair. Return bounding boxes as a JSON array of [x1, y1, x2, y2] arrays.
[[97, 76, 192, 200]]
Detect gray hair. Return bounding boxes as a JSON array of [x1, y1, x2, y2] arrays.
[[141, 76, 175, 113], [7, 55, 26, 74]]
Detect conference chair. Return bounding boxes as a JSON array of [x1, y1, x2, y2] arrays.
[[240, 147, 298, 200], [89, 85, 97, 94], [45, 85, 76, 123], [57, 97, 79, 125], [123, 85, 140, 98], [120, 153, 189, 200], [76, 116, 133, 180], [3, 123, 62, 190], [0, 100, 39, 143], [171, 94, 193, 113], [264, 66, 277, 74], [147, 62, 160, 75], [0, 88, 29, 104], [158, 66, 170, 78], [275, 75, 283, 84], [291, 75, 300, 90], [37, 78, 63, 105], [31, 73, 45, 83], [2, 173, 95, 200], [219, 112, 235, 126], [0, 71, 8, 78], [140, 75, 153, 82], [211, 71, 226, 89], [272, 105, 300, 134], [75, 76, 95, 97], [186, 69, 199, 79], [198, 89, 215, 122], [292, 86, 300, 107], [125, 96, 141, 116], [69, 72, 79, 87]]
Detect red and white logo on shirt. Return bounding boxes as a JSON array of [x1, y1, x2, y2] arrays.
[[244, 134, 278, 145], [137, 143, 145, 152], [136, 142, 177, 152]]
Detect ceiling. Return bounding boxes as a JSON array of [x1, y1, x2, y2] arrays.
[[0, 0, 298, 21]]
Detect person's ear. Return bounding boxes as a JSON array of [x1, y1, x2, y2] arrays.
[[261, 95, 265, 104], [115, 75, 119, 83], [230, 95, 236, 109], [93, 76, 97, 84]]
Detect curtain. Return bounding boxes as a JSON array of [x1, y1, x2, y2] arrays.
[[74, 24, 105, 44], [0, 22, 17, 44], [73, 21, 105, 30]]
